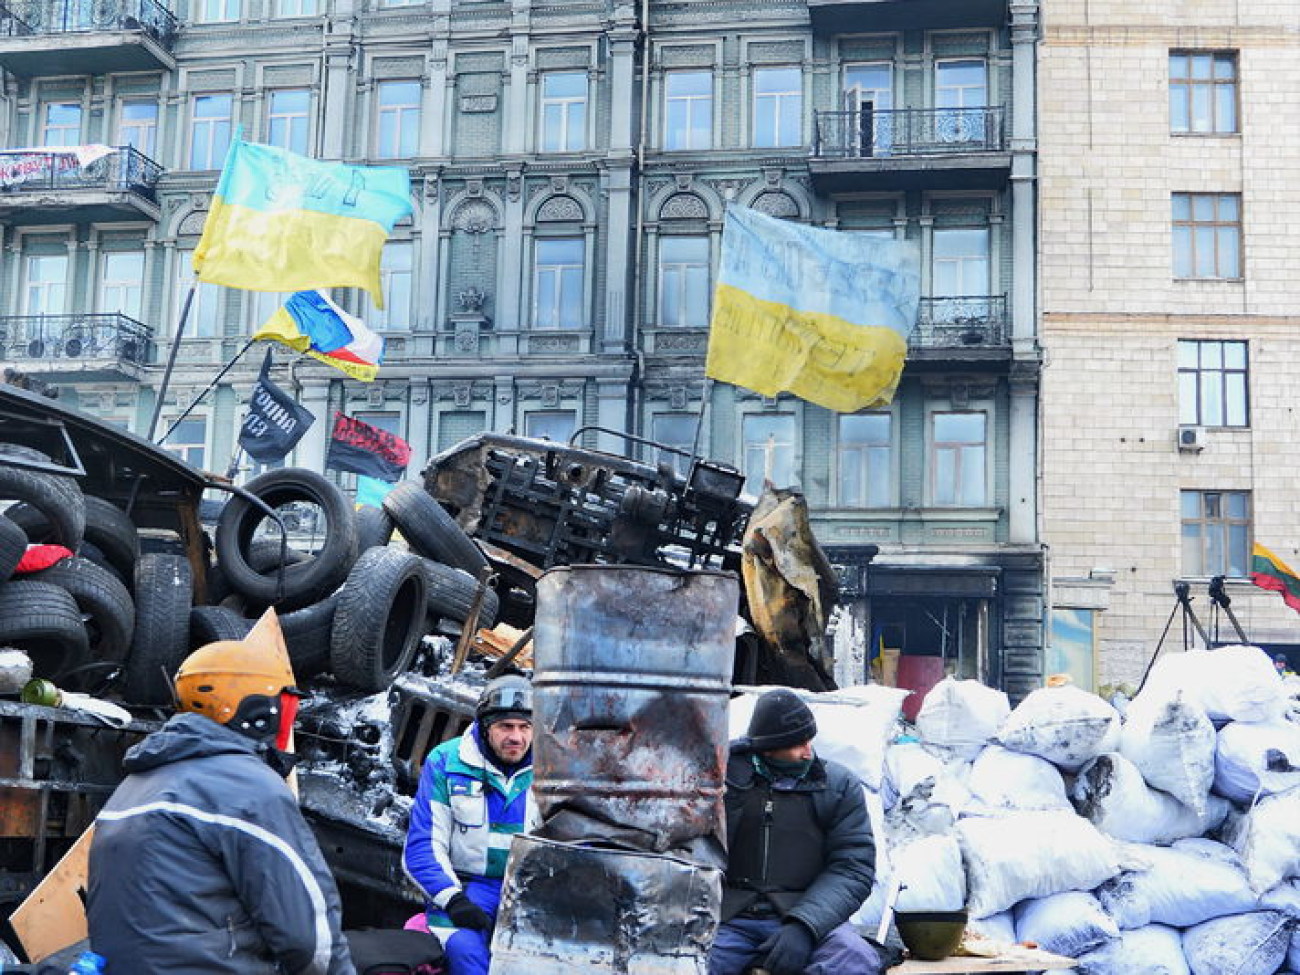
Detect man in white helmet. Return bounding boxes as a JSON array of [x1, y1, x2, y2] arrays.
[[85, 609, 355, 975]]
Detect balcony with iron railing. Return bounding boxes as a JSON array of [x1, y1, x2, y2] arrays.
[[910, 295, 1009, 359], [808, 0, 1007, 33], [810, 105, 1010, 192], [0, 313, 153, 380], [0, 0, 176, 75], [0, 146, 164, 224]]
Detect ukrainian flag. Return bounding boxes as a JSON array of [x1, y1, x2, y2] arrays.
[[705, 204, 921, 412], [194, 138, 412, 307]]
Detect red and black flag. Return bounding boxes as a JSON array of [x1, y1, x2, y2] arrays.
[[324, 412, 410, 483]]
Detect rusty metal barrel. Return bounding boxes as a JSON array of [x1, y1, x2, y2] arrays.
[[530, 565, 738, 853]]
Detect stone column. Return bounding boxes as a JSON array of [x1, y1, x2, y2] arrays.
[[297, 379, 331, 470]]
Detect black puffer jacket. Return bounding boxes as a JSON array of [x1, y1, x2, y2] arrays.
[[87, 713, 354, 975], [721, 741, 875, 940]]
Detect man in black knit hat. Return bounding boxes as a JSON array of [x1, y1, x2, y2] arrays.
[[708, 688, 882, 975]]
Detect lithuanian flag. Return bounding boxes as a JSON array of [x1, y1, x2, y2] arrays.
[[1250, 543, 1300, 614]]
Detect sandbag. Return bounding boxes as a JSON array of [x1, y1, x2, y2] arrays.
[[1119, 687, 1216, 815], [915, 678, 1010, 761], [1013, 890, 1118, 958], [1261, 879, 1300, 920], [1145, 646, 1283, 725], [1095, 842, 1256, 929], [967, 745, 1070, 815], [1214, 718, 1300, 803], [995, 685, 1120, 771], [956, 810, 1121, 918], [1182, 911, 1291, 975], [882, 740, 949, 809], [1223, 789, 1300, 893], [893, 834, 966, 913], [966, 911, 1015, 943], [1075, 924, 1189, 975], [1071, 752, 1229, 845]]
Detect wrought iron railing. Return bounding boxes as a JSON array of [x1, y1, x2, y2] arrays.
[[813, 106, 1006, 159], [911, 295, 1008, 349], [0, 145, 163, 202], [0, 0, 176, 41], [0, 313, 153, 366]]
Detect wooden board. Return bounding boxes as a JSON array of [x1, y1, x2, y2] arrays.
[[10, 825, 93, 962], [889, 949, 1076, 973]]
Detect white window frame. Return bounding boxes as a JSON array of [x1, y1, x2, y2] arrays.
[[539, 71, 589, 153], [375, 80, 421, 160], [266, 89, 311, 155], [650, 412, 698, 474], [525, 410, 577, 443], [663, 70, 713, 151], [192, 0, 238, 23], [190, 94, 232, 170], [116, 98, 158, 157], [751, 66, 802, 148], [99, 250, 145, 321], [928, 409, 989, 507], [174, 249, 221, 338], [843, 62, 894, 155], [163, 416, 208, 469], [23, 251, 69, 316], [531, 237, 585, 330], [836, 411, 893, 508], [365, 240, 414, 331], [742, 413, 798, 494], [274, 0, 315, 16], [41, 102, 82, 147], [657, 236, 710, 328]]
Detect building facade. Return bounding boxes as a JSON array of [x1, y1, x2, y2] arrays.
[[1040, 0, 1300, 691], [0, 0, 1044, 696]]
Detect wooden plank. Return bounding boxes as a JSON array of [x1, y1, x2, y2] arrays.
[[889, 949, 1076, 973], [10, 825, 93, 962]]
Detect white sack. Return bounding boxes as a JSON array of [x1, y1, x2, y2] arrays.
[[1119, 687, 1216, 815], [1214, 718, 1300, 803], [1290, 926, 1300, 973], [1095, 842, 1256, 929], [1145, 646, 1283, 725], [956, 810, 1121, 918], [1071, 752, 1229, 845], [967, 745, 1071, 814], [729, 684, 908, 791], [995, 685, 1120, 771], [1075, 925, 1189, 975], [893, 834, 966, 913], [1223, 789, 1300, 893], [1261, 879, 1300, 920], [915, 678, 1010, 760], [1013, 891, 1118, 958], [849, 786, 890, 932], [966, 910, 1015, 943], [1182, 911, 1291, 975], [882, 741, 948, 808]]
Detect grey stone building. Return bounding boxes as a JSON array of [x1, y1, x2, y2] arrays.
[[0, 0, 1043, 697]]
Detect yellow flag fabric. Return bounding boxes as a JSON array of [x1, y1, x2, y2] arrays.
[[193, 138, 411, 307], [254, 291, 384, 382], [705, 205, 921, 412]]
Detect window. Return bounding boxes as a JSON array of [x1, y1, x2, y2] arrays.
[[752, 67, 801, 148], [1181, 490, 1250, 577], [526, 411, 576, 443], [375, 81, 421, 159], [532, 238, 585, 329], [1170, 51, 1237, 135], [356, 412, 401, 436], [932, 411, 986, 506], [1173, 193, 1241, 280], [24, 253, 68, 315], [366, 240, 414, 331], [844, 62, 894, 155], [164, 417, 207, 469], [658, 237, 710, 327], [932, 226, 990, 322], [540, 72, 588, 153], [267, 89, 311, 155], [438, 410, 486, 451], [838, 413, 891, 507], [1048, 609, 1096, 692], [743, 414, 796, 494], [664, 71, 712, 151], [175, 250, 220, 338], [275, 0, 315, 16], [117, 100, 158, 156], [651, 413, 697, 474], [193, 0, 237, 22], [190, 94, 232, 170], [935, 59, 987, 142], [99, 251, 144, 321], [249, 289, 290, 330], [1178, 339, 1248, 427], [42, 103, 81, 147]]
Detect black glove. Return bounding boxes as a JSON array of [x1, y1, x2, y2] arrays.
[[760, 920, 816, 975], [445, 892, 493, 932]]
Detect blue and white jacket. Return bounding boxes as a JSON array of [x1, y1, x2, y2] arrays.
[[402, 723, 539, 909]]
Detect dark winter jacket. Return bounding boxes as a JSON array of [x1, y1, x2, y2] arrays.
[[86, 713, 355, 975], [720, 742, 875, 940]]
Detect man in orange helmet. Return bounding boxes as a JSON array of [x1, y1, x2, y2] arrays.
[[85, 609, 355, 975]]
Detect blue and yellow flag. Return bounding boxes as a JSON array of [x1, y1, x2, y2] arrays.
[[194, 138, 411, 307], [705, 204, 921, 412], [256, 290, 384, 382]]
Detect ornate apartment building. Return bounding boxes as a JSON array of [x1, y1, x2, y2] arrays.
[[0, 0, 1044, 696], [1041, 1, 1300, 690]]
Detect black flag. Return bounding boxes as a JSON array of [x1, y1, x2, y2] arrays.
[[239, 351, 315, 462]]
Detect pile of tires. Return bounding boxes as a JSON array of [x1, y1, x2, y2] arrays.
[[0, 452, 498, 705]]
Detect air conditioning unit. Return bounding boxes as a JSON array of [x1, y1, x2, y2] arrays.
[[1178, 425, 1208, 452]]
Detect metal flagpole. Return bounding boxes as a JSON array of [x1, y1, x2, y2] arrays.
[[147, 278, 197, 441], [156, 336, 259, 446], [689, 377, 715, 462]]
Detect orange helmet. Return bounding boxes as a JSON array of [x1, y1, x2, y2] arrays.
[[174, 608, 298, 726]]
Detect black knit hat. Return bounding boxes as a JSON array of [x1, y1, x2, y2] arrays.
[[746, 689, 817, 752]]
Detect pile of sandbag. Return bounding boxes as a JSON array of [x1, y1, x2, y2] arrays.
[[731, 646, 1300, 975]]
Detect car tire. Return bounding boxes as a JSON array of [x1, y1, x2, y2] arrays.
[[355, 504, 395, 552], [330, 546, 427, 693], [124, 553, 193, 705], [382, 482, 487, 575], [0, 515, 25, 583], [188, 605, 255, 649], [0, 579, 90, 681], [0, 444, 85, 549], [419, 558, 499, 628], [29, 556, 135, 662], [282, 590, 341, 680]]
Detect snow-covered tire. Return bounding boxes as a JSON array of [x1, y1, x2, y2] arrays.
[[419, 558, 499, 628], [215, 469, 357, 610], [189, 605, 255, 649], [124, 553, 193, 705], [282, 591, 341, 679], [0, 444, 85, 549], [29, 556, 135, 662], [0, 580, 90, 680], [0, 515, 25, 583], [382, 481, 487, 575], [355, 504, 395, 552], [330, 546, 427, 692]]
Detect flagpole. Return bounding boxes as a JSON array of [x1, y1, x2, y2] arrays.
[[157, 336, 258, 447], [689, 377, 715, 462], [147, 278, 197, 441]]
